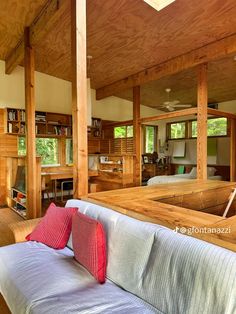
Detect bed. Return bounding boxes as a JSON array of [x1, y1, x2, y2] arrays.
[[147, 167, 222, 186]]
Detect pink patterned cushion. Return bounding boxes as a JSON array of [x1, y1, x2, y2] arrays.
[[26, 203, 77, 249], [72, 211, 107, 284]]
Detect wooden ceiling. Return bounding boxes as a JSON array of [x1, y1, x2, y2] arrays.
[[1, 0, 236, 105], [115, 54, 236, 110]]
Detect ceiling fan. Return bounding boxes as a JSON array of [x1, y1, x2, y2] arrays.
[[160, 88, 192, 111]]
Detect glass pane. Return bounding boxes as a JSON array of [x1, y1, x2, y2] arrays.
[[191, 118, 227, 137], [36, 138, 59, 165], [66, 138, 73, 164], [18, 137, 59, 165], [207, 118, 227, 136], [114, 126, 126, 138], [18, 137, 26, 155], [145, 126, 155, 153], [127, 125, 133, 137], [170, 122, 186, 139], [192, 121, 197, 138]]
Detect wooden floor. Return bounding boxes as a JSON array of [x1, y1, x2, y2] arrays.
[[86, 180, 236, 252], [0, 207, 23, 247]]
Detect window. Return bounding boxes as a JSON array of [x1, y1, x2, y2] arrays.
[[66, 138, 73, 164], [144, 125, 158, 153], [18, 137, 59, 166], [114, 125, 133, 138], [191, 118, 228, 137], [168, 122, 186, 139]]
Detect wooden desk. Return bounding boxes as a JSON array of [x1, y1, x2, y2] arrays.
[[85, 180, 236, 252], [41, 171, 99, 200]]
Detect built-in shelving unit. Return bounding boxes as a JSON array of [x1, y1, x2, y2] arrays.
[[9, 187, 27, 219], [88, 117, 102, 138], [6, 108, 73, 137], [5, 108, 102, 139], [6, 156, 42, 220], [90, 154, 134, 191]]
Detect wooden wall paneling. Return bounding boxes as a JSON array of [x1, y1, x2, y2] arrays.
[[88, 138, 100, 154], [197, 63, 208, 180], [24, 28, 37, 219], [133, 86, 141, 186], [71, 0, 88, 198], [230, 119, 236, 181]]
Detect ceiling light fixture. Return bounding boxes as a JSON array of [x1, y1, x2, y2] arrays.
[[144, 0, 176, 11]]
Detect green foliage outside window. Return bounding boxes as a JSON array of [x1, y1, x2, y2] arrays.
[[18, 137, 59, 165], [114, 126, 133, 138], [170, 122, 186, 139], [191, 118, 227, 137], [66, 138, 73, 164], [145, 126, 155, 153]]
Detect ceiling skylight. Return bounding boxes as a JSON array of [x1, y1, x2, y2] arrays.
[[144, 0, 176, 11]]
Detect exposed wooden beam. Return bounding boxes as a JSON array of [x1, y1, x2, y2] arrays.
[[71, 0, 88, 198], [140, 107, 197, 124], [197, 63, 208, 180], [133, 86, 141, 186], [230, 119, 236, 182], [103, 120, 134, 128], [96, 33, 236, 100], [5, 0, 67, 74], [207, 108, 236, 120], [24, 28, 37, 219]]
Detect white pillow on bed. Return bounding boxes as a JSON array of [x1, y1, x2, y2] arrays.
[[207, 167, 217, 177], [189, 167, 197, 178], [189, 166, 216, 178]]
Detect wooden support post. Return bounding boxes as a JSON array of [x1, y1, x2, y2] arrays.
[[71, 0, 88, 198], [24, 28, 37, 218], [230, 119, 236, 182], [197, 63, 208, 180], [133, 86, 141, 186]]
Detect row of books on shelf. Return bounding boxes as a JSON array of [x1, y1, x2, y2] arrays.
[[35, 112, 46, 122], [8, 123, 25, 133], [53, 126, 72, 136], [8, 109, 18, 121]]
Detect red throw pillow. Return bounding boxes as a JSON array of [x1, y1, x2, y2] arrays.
[[26, 203, 77, 249], [72, 211, 107, 284]]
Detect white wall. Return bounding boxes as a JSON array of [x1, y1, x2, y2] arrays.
[[0, 60, 161, 120], [0, 60, 72, 114]]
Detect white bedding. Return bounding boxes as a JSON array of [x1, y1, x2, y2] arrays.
[[147, 174, 222, 185]]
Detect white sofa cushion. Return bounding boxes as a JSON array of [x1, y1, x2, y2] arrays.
[[66, 200, 236, 314], [0, 241, 158, 314]]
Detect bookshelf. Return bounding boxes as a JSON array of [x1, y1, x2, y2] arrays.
[[5, 108, 102, 138], [5, 108, 72, 137]]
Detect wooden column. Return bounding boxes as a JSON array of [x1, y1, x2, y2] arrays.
[[71, 0, 88, 198], [230, 119, 236, 181], [24, 28, 37, 218], [133, 86, 141, 185], [197, 63, 208, 180]]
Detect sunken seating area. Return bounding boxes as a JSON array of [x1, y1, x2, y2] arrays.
[[0, 200, 236, 314]]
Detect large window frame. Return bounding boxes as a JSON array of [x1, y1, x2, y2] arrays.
[[166, 121, 187, 140], [114, 125, 133, 138], [167, 117, 229, 140], [143, 125, 158, 154], [18, 136, 61, 167]]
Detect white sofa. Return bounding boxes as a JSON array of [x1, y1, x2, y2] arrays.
[[0, 200, 236, 314]]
